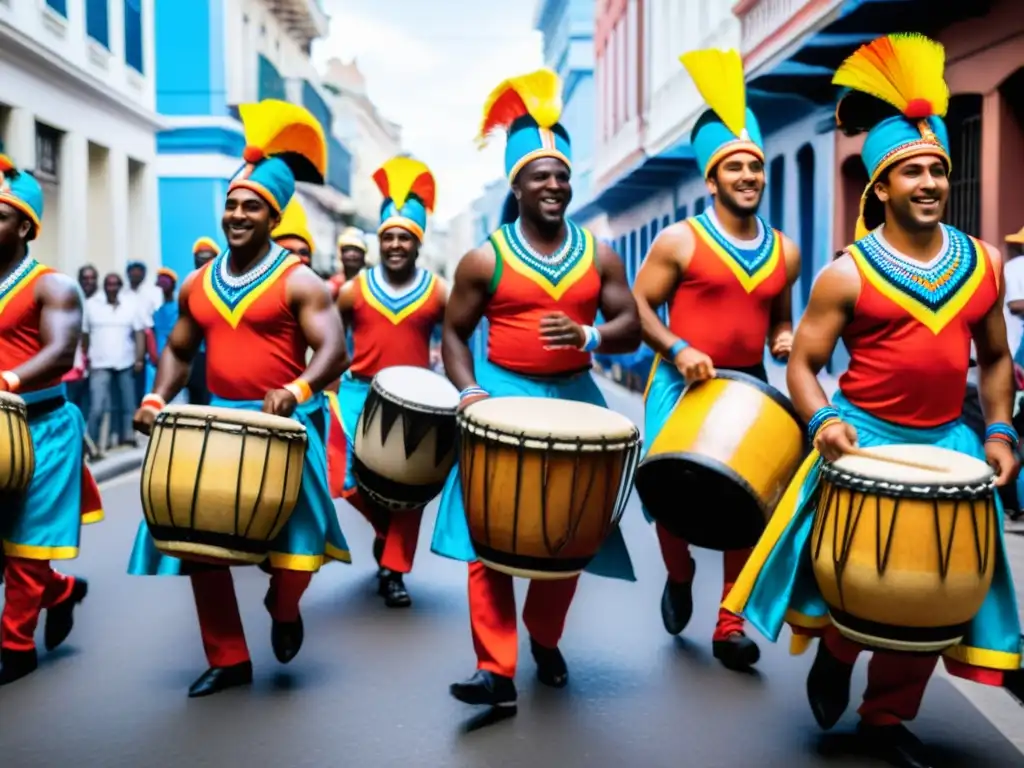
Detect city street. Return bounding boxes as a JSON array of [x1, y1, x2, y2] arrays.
[[1, 380, 1023, 767]]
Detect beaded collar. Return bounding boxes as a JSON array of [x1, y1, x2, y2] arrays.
[[502, 220, 587, 285], [210, 246, 289, 309], [0, 255, 36, 302], [694, 211, 776, 278]]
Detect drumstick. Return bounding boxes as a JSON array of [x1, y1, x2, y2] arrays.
[[842, 446, 950, 473]]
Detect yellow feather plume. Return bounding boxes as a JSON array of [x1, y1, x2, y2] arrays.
[[832, 34, 949, 119], [478, 68, 563, 147], [373, 157, 437, 213], [272, 197, 314, 249], [238, 99, 328, 177], [679, 49, 748, 138]]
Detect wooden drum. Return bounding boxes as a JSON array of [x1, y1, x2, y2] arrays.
[[354, 366, 460, 510], [811, 444, 997, 653], [0, 391, 34, 493], [140, 405, 308, 565], [459, 397, 641, 579], [634, 370, 805, 550]]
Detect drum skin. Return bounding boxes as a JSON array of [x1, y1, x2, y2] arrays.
[[811, 448, 997, 653], [140, 405, 307, 565], [459, 398, 640, 580], [0, 391, 34, 494], [634, 370, 805, 551]]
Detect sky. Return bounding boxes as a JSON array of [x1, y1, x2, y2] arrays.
[[315, 0, 544, 224]]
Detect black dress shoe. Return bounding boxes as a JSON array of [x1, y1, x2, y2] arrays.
[[0, 648, 38, 686], [381, 572, 411, 608], [530, 637, 568, 688], [661, 566, 695, 636], [187, 662, 253, 698], [806, 638, 854, 730], [44, 577, 89, 651], [449, 670, 517, 708], [264, 590, 303, 664], [712, 631, 761, 671], [857, 722, 934, 768]]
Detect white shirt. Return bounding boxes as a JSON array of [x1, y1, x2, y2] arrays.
[[121, 282, 162, 329], [1003, 256, 1024, 357], [84, 294, 145, 370]]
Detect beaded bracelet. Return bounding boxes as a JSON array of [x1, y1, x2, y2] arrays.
[[579, 325, 602, 352], [985, 422, 1020, 450], [460, 385, 489, 402], [807, 405, 841, 443], [667, 339, 689, 360]]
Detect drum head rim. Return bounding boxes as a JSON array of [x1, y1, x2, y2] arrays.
[[703, 370, 803, 428], [153, 412, 309, 441], [0, 391, 27, 411], [458, 413, 640, 452], [820, 463, 995, 500], [368, 381, 458, 416], [157, 404, 307, 433]]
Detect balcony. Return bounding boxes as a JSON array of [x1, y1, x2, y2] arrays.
[[734, 0, 845, 75], [266, 0, 329, 49]]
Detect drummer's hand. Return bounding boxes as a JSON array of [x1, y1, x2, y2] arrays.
[[985, 440, 1019, 487], [132, 406, 158, 436], [769, 330, 793, 361], [814, 421, 858, 462], [539, 312, 585, 351], [457, 392, 489, 413], [263, 388, 298, 418], [674, 346, 716, 382]]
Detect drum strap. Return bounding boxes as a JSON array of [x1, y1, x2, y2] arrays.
[[26, 396, 65, 420]]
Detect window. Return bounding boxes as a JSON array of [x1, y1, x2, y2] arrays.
[[86, 0, 109, 48], [768, 155, 785, 231], [258, 55, 286, 101], [35, 123, 61, 181], [694, 197, 705, 215], [676, 204, 687, 221], [124, 0, 143, 73], [45, 0, 67, 16]]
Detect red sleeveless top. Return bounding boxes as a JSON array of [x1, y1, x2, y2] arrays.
[[668, 213, 788, 369], [189, 247, 306, 400], [839, 225, 998, 427], [0, 258, 63, 392], [348, 267, 445, 378], [486, 221, 601, 376]]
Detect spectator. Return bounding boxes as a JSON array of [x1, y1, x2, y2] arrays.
[[63, 264, 99, 417], [123, 260, 162, 407], [1003, 227, 1024, 365], [147, 268, 187, 405], [83, 273, 146, 452], [184, 237, 220, 405]]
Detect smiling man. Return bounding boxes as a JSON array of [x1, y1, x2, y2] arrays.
[[127, 100, 351, 698], [433, 68, 641, 712], [631, 48, 800, 672], [723, 35, 1021, 768], [331, 156, 446, 608]]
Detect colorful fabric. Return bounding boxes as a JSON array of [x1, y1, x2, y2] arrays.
[[127, 393, 350, 576], [272, 197, 315, 252], [0, 257, 65, 391], [0, 155, 43, 237], [151, 301, 178, 358], [430, 358, 635, 581], [2, 385, 104, 561], [485, 222, 601, 376], [373, 157, 436, 241], [722, 391, 1022, 682]]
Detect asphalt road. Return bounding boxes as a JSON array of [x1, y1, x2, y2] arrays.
[[2, 381, 1023, 768]]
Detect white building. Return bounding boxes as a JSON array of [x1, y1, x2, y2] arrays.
[[0, 0, 161, 277]]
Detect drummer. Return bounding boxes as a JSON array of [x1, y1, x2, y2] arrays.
[[329, 156, 446, 608], [631, 48, 800, 671], [329, 227, 368, 300], [128, 99, 352, 698], [272, 196, 316, 266], [0, 155, 103, 685], [722, 35, 1021, 765], [434, 68, 641, 710]]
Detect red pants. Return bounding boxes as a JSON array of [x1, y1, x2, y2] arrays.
[[190, 567, 312, 668], [1, 556, 75, 652], [345, 489, 423, 574], [656, 523, 748, 640], [468, 560, 579, 678], [824, 625, 940, 726]]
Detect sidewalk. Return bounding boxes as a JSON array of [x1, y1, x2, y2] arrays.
[[89, 440, 147, 484]]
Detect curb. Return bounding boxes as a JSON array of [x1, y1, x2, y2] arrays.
[[91, 450, 145, 484]]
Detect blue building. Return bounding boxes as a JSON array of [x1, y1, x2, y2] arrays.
[[154, 0, 352, 279]]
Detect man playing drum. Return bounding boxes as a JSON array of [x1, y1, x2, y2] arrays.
[[328, 156, 447, 608], [632, 48, 800, 671], [0, 156, 104, 685], [723, 35, 1021, 767], [129, 100, 352, 698], [434, 68, 641, 710]]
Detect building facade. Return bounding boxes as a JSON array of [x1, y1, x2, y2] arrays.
[[154, 0, 353, 279], [0, 0, 161, 277]]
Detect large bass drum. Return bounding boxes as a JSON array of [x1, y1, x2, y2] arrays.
[[459, 397, 641, 579], [140, 405, 307, 565], [812, 444, 997, 653]]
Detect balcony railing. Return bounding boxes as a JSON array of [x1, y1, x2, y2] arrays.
[[266, 0, 329, 47], [736, 0, 845, 73]]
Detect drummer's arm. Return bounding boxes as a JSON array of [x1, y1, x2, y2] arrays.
[[289, 268, 349, 394], [786, 256, 859, 422], [593, 241, 641, 354], [442, 246, 493, 393], [1, 273, 82, 392], [767, 235, 801, 356], [973, 244, 1014, 428], [631, 223, 692, 358], [149, 273, 204, 403]]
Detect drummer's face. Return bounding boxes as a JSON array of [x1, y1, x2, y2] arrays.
[[874, 153, 949, 233], [222, 188, 276, 250], [0, 202, 31, 253], [379, 228, 418, 274], [708, 152, 765, 216], [515, 157, 571, 226]]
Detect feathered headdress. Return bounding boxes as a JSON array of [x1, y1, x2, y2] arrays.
[[192, 237, 221, 256], [679, 48, 764, 178], [272, 196, 315, 255], [373, 156, 436, 241], [0, 154, 43, 239], [832, 34, 951, 239], [478, 68, 572, 183], [228, 99, 328, 214]]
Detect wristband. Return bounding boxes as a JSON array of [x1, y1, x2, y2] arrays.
[[0, 371, 20, 393], [985, 422, 1019, 450], [283, 378, 313, 405], [460, 385, 488, 402], [579, 325, 602, 352], [141, 393, 166, 413], [667, 339, 689, 360], [807, 405, 841, 442]]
